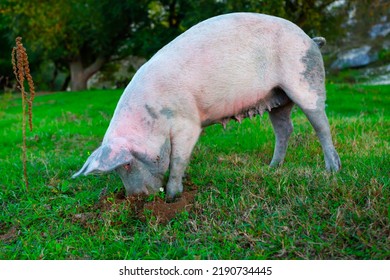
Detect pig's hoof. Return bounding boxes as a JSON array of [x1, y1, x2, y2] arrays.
[[166, 193, 182, 203], [327, 160, 341, 172], [166, 182, 184, 202], [269, 161, 283, 168], [325, 150, 341, 172]]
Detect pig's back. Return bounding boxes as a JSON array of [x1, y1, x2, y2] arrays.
[[136, 13, 312, 122]]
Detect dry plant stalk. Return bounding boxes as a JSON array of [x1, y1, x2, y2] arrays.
[[11, 37, 35, 190]]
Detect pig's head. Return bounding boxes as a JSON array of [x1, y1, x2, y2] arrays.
[[72, 138, 164, 195]]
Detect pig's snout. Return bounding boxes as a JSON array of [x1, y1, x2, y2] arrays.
[[116, 163, 163, 196]]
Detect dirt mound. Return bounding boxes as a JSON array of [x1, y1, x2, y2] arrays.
[[93, 186, 198, 224], [141, 190, 197, 223]]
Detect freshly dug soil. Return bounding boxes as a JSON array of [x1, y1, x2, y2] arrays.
[[141, 190, 197, 223], [95, 186, 198, 224]]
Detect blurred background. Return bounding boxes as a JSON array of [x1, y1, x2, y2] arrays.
[[0, 0, 389, 93]]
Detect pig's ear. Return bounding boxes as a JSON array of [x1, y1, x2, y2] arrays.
[[72, 139, 133, 178]]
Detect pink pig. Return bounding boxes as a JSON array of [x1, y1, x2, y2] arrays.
[[73, 13, 341, 200]]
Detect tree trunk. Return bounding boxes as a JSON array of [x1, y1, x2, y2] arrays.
[[61, 75, 71, 91], [70, 58, 87, 91], [69, 56, 106, 91]]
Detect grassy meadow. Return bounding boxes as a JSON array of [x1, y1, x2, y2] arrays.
[[0, 83, 389, 259]]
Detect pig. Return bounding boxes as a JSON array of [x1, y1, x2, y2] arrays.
[[73, 12, 341, 200]]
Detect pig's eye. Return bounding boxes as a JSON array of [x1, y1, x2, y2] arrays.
[[124, 163, 131, 171]]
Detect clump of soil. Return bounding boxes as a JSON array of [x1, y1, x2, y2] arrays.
[[141, 190, 197, 223], [0, 222, 19, 243], [81, 185, 198, 225]]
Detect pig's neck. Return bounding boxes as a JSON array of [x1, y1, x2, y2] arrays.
[[103, 94, 168, 161], [104, 112, 147, 150]]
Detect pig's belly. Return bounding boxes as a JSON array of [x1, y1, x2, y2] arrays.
[[187, 55, 283, 124], [200, 88, 268, 119], [198, 85, 290, 127]]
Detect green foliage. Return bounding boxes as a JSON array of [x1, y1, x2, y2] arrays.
[[146, 189, 166, 202], [2, 0, 149, 59], [0, 92, 12, 118], [0, 84, 389, 259], [1, 0, 151, 90], [0, 0, 351, 91], [0, 16, 14, 91], [378, 49, 390, 62]]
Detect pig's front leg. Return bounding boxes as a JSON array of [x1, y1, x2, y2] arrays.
[[166, 121, 201, 201], [269, 102, 294, 167]]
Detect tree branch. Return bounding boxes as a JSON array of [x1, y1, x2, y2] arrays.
[[83, 56, 107, 80]]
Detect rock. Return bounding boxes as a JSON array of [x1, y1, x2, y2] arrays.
[[331, 46, 378, 70], [370, 22, 390, 39], [87, 56, 146, 89], [364, 64, 390, 85]]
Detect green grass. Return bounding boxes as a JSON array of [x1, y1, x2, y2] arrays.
[[0, 84, 389, 259]]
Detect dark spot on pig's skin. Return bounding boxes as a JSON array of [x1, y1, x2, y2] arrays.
[[131, 151, 155, 172], [97, 145, 113, 170], [158, 138, 171, 171], [131, 138, 171, 175], [201, 118, 214, 127], [160, 108, 175, 119], [141, 117, 152, 127], [300, 42, 325, 93], [97, 144, 133, 171], [145, 104, 158, 120]]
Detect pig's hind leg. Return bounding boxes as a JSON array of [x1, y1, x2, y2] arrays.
[[281, 95, 340, 171], [280, 44, 341, 171], [284, 85, 340, 171], [298, 104, 341, 171], [166, 120, 202, 201], [269, 101, 294, 167]]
